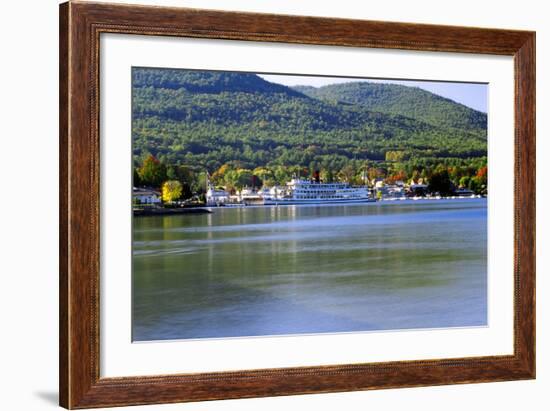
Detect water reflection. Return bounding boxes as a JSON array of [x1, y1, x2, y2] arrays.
[[133, 199, 487, 341]]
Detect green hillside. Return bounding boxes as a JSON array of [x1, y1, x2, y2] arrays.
[[293, 82, 487, 134], [133, 69, 304, 97], [132, 68, 487, 179]]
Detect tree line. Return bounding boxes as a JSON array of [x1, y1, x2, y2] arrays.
[[134, 153, 487, 203]]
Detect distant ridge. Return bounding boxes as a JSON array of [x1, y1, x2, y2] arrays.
[[293, 82, 487, 133], [132, 68, 487, 171], [133, 68, 305, 97]]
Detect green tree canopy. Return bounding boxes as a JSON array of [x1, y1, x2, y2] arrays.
[[138, 155, 167, 188]]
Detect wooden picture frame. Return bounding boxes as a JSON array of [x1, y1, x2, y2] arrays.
[[59, 1, 535, 408]]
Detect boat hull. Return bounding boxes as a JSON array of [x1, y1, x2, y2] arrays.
[[262, 197, 376, 206]]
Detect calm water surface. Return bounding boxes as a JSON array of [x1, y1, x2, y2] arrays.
[[132, 199, 487, 341]]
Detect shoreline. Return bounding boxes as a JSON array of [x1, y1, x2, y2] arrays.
[[215, 196, 486, 208], [134, 196, 486, 215], [133, 207, 212, 217]]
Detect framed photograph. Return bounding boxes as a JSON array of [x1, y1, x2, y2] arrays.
[[59, 2, 535, 408]]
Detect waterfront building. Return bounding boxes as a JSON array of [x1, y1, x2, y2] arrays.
[[133, 187, 161, 205], [206, 185, 230, 206]]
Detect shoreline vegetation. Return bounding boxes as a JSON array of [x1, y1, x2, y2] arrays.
[[132, 153, 487, 214]]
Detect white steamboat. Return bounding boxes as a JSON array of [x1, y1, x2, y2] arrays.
[[262, 178, 374, 205]]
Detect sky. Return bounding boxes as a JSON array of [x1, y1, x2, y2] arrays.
[[259, 74, 488, 113]]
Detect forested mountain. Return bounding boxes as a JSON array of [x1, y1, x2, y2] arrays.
[[133, 69, 304, 97], [293, 82, 487, 134], [132, 68, 487, 183]]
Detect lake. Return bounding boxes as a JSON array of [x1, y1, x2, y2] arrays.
[[132, 199, 487, 341]]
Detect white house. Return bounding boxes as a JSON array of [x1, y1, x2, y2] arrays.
[[133, 187, 161, 205], [206, 185, 230, 206]]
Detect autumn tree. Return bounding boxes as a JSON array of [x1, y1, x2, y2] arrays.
[[138, 155, 167, 188], [386, 170, 407, 184], [166, 164, 194, 199], [367, 167, 386, 182], [211, 163, 232, 184], [468, 166, 488, 195], [162, 180, 183, 203], [476, 166, 488, 184]]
